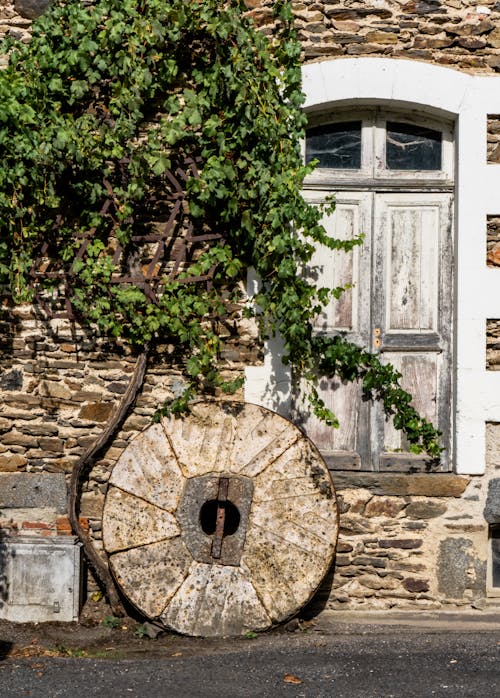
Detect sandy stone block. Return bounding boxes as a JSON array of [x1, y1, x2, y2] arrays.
[[365, 496, 406, 518], [80, 491, 105, 518], [79, 402, 113, 422], [163, 562, 271, 637], [110, 537, 192, 618], [457, 35, 486, 49], [103, 487, 180, 553], [229, 404, 299, 477], [241, 525, 329, 623], [0, 453, 27, 472], [358, 574, 400, 591], [19, 423, 58, 436], [162, 404, 235, 478], [407, 475, 469, 497], [250, 494, 336, 561], [2, 431, 37, 448], [365, 30, 399, 44], [488, 27, 500, 49], [339, 515, 377, 535], [337, 487, 374, 511], [332, 19, 360, 31], [39, 380, 72, 399], [406, 500, 447, 519], [122, 415, 150, 431], [38, 437, 64, 453], [109, 423, 183, 511], [333, 473, 468, 497]]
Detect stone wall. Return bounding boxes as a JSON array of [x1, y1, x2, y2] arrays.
[[310, 423, 500, 612], [247, 0, 500, 73], [0, 304, 254, 592], [1, 298, 495, 612], [2, 0, 500, 616], [487, 318, 500, 370], [1, 294, 496, 611], [4, 1, 500, 75], [321, 472, 488, 610]]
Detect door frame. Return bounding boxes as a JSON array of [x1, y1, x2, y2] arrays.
[[298, 110, 455, 472]]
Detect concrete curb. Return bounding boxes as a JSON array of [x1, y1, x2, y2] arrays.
[[315, 609, 500, 632]]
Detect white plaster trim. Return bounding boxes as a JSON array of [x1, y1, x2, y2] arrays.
[[245, 57, 500, 475]]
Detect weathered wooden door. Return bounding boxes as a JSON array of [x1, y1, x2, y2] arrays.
[[299, 191, 372, 469], [298, 191, 453, 471], [296, 111, 454, 471], [371, 192, 453, 470]]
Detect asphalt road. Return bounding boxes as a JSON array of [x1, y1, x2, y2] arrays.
[[1, 623, 499, 698]]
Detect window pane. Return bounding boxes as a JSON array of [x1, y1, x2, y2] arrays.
[[306, 121, 361, 169], [386, 121, 442, 170]]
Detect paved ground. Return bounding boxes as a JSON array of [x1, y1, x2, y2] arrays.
[[1, 610, 499, 697]]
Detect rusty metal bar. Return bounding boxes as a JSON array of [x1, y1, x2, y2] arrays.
[[211, 477, 229, 560], [26, 154, 227, 319]]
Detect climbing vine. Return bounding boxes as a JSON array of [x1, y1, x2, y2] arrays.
[[0, 0, 441, 458]]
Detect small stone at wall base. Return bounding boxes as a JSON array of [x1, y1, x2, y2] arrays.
[[406, 501, 447, 519], [14, 0, 50, 19], [402, 578, 429, 593], [471, 597, 488, 610], [438, 537, 486, 599], [484, 478, 500, 523]]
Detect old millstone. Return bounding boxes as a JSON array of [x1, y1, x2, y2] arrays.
[[102, 401, 338, 637]]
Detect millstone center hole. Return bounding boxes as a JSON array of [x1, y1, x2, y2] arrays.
[[200, 499, 240, 537]]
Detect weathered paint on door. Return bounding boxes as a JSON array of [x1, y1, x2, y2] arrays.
[[297, 190, 453, 471]]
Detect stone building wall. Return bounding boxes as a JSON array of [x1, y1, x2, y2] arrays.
[[2, 0, 500, 617], [4, 1, 500, 74], [248, 0, 500, 73], [0, 304, 496, 611], [0, 304, 255, 595]]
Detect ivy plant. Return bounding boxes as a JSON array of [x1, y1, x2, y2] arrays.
[[0, 0, 441, 458]]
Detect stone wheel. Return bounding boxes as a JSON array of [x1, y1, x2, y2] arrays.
[[102, 401, 338, 637]]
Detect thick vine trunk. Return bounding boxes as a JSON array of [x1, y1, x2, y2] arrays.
[[68, 348, 149, 616]]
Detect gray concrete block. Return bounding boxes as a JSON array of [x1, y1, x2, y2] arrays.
[[484, 478, 500, 524], [0, 473, 67, 512]]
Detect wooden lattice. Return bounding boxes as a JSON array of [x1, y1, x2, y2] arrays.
[[29, 156, 224, 319]]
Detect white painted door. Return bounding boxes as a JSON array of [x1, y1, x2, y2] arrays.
[[296, 190, 453, 471], [371, 192, 453, 470], [297, 111, 454, 471], [297, 191, 371, 469]]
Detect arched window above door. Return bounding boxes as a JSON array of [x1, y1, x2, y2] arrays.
[[304, 109, 454, 188]]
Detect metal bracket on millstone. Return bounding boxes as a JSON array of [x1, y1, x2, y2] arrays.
[[176, 474, 254, 566]]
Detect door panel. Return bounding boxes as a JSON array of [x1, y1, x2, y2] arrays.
[[296, 190, 453, 471], [381, 351, 439, 452], [386, 206, 440, 333], [296, 192, 371, 469], [373, 193, 453, 470], [304, 192, 370, 337]]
